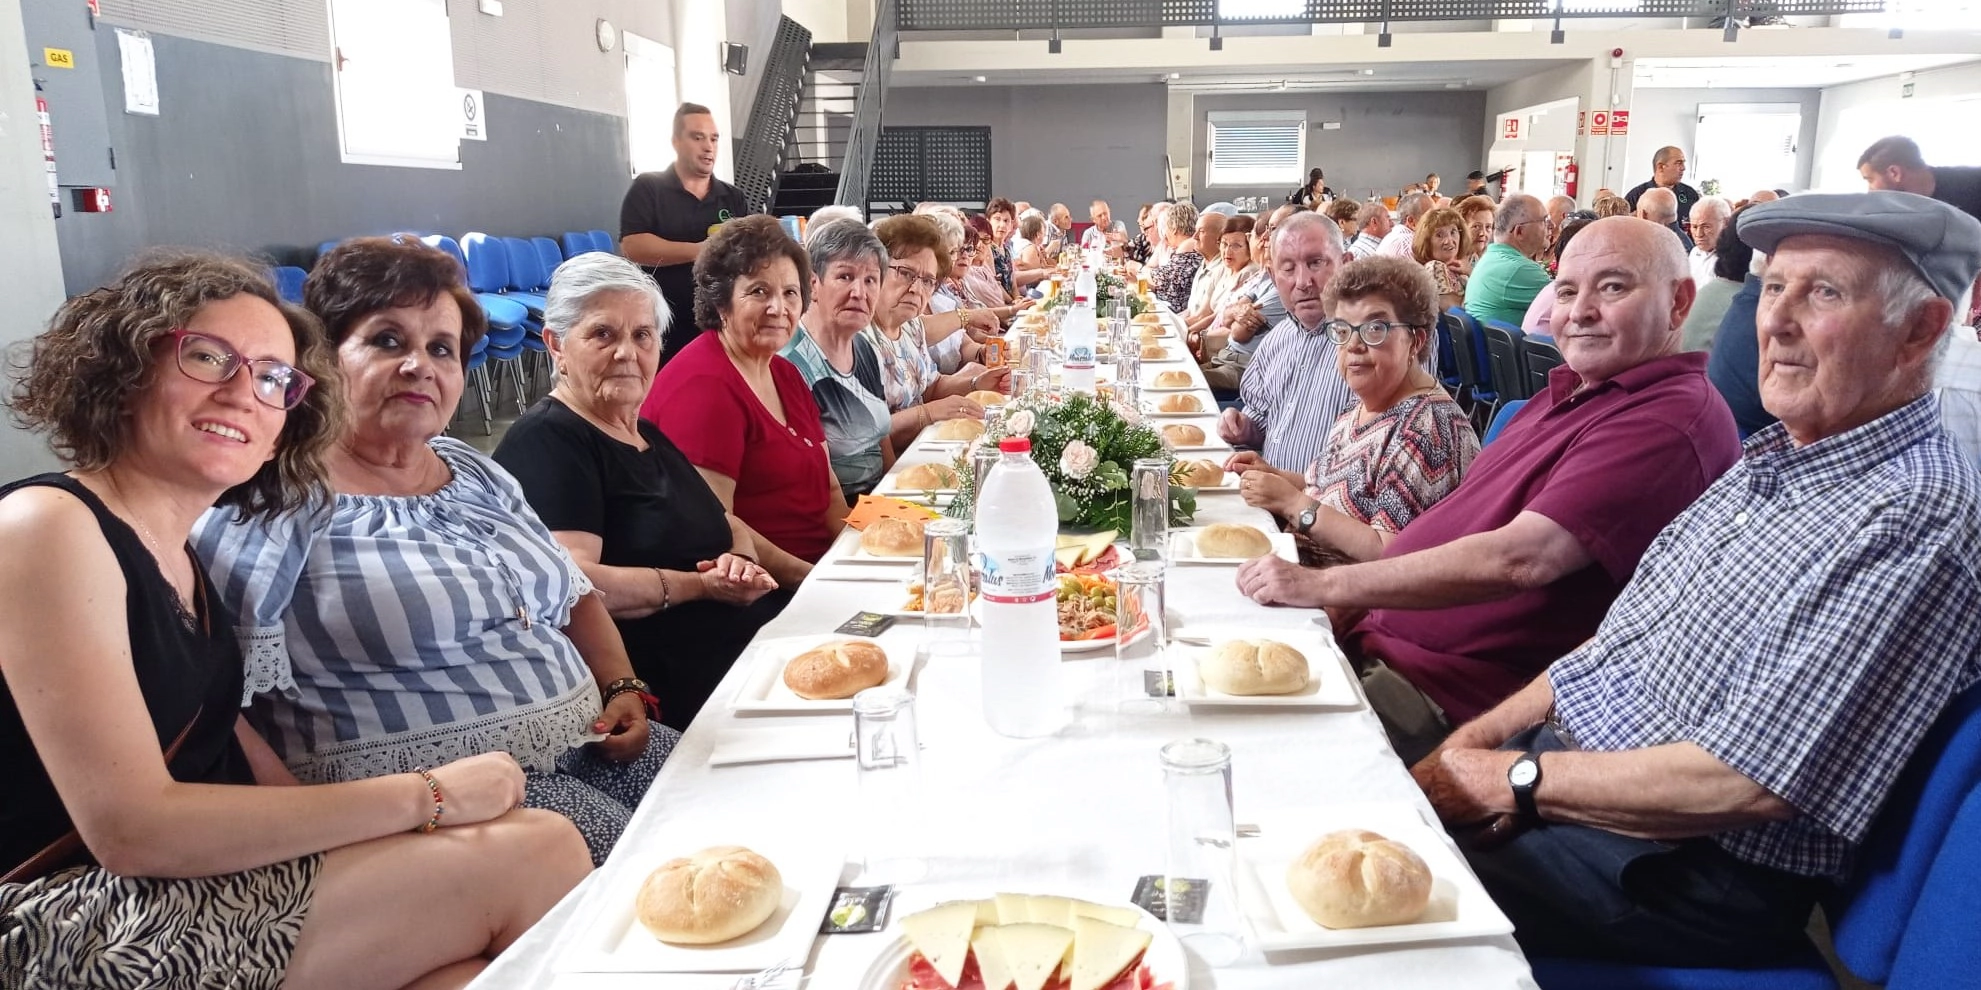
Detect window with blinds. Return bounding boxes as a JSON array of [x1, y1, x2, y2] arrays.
[[1207, 111, 1305, 187]]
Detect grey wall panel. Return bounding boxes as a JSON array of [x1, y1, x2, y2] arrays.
[[881, 84, 1170, 210], [1193, 91, 1489, 206], [55, 30, 630, 294], [96, 0, 327, 60], [21, 0, 116, 186]]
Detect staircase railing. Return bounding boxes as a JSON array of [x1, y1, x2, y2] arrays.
[[735, 16, 813, 216], [835, 0, 897, 213]]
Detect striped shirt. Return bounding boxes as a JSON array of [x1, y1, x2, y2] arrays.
[[1237, 314, 1358, 471], [1549, 394, 1981, 878], [192, 438, 600, 783], [1304, 391, 1479, 533]]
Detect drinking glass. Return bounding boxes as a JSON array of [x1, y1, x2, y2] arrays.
[[1130, 458, 1170, 562], [1011, 367, 1035, 397], [1115, 560, 1171, 713], [982, 403, 1005, 438], [1160, 738, 1246, 965], [1026, 345, 1053, 386], [854, 687, 927, 884], [1115, 349, 1142, 393], [1114, 380, 1142, 423], [922, 519, 973, 647], [1012, 330, 1035, 365]]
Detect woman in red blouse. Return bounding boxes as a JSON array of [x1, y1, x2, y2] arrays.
[[641, 216, 843, 578]]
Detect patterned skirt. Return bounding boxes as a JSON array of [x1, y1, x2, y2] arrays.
[[0, 854, 320, 990]]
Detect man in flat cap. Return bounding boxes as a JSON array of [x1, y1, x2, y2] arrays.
[[1412, 191, 1981, 965]]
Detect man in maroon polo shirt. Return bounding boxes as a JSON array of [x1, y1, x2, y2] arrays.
[[1237, 217, 1741, 763]]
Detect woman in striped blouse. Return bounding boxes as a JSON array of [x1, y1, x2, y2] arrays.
[[195, 239, 678, 865]]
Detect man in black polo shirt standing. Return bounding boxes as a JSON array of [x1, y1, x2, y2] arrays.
[[620, 102, 752, 365], [1859, 135, 1981, 223], [1624, 146, 1701, 229]]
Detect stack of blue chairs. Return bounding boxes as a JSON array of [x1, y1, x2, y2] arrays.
[[270, 266, 307, 305]]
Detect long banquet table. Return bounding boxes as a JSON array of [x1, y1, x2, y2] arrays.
[[470, 307, 1537, 990]]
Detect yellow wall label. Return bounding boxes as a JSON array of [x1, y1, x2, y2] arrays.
[[43, 48, 75, 68]]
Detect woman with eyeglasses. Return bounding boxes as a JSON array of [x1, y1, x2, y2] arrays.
[[196, 238, 680, 867], [1, 254, 588, 990], [1227, 257, 1479, 565], [865, 214, 1009, 453]]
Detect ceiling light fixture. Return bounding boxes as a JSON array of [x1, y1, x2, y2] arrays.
[[1358, 68, 1375, 75], [1170, 72, 1181, 79], [973, 75, 987, 82]]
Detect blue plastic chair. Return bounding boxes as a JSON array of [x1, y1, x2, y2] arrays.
[[315, 240, 341, 265], [531, 237, 563, 282], [1447, 307, 1498, 425], [430, 234, 528, 331], [1481, 399, 1526, 445], [1483, 320, 1530, 401], [270, 266, 307, 304], [1887, 782, 1981, 986], [1434, 317, 1462, 392], [588, 229, 614, 254], [562, 232, 592, 260], [1533, 687, 1981, 990], [497, 237, 549, 315]]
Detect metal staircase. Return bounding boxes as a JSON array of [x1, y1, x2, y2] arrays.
[[770, 42, 867, 218], [732, 16, 813, 216]]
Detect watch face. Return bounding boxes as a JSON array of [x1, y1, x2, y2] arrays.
[[1509, 759, 1539, 787]]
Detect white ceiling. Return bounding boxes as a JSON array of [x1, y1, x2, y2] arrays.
[[1633, 53, 1980, 89], [890, 59, 1579, 91]]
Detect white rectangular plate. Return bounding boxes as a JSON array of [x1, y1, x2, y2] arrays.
[[1168, 527, 1298, 564], [558, 841, 842, 973], [1234, 803, 1514, 952], [1147, 402, 1215, 418], [1170, 624, 1361, 709], [1154, 418, 1224, 449], [1175, 470, 1240, 493], [727, 634, 916, 715], [1138, 348, 1186, 363]]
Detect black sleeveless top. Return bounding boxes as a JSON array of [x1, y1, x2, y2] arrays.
[[0, 474, 252, 876]]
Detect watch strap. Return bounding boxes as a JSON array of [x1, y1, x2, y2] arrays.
[[1510, 751, 1541, 819]]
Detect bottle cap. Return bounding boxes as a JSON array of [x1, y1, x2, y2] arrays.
[[998, 437, 1032, 454]]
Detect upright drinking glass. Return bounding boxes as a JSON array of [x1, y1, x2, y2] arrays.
[[921, 518, 973, 648], [1115, 349, 1142, 394], [1160, 738, 1246, 965], [854, 687, 927, 884], [1115, 560, 1171, 713], [1130, 458, 1170, 562], [1113, 380, 1142, 423], [1011, 367, 1035, 398]]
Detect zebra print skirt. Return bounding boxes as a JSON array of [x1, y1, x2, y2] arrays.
[[0, 853, 320, 989]]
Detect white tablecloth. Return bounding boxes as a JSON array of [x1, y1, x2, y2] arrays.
[[469, 311, 1536, 990]]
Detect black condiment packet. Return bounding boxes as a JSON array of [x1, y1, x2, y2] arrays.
[[1132, 875, 1208, 924], [820, 885, 896, 934], [836, 611, 898, 637], [1142, 670, 1176, 698]]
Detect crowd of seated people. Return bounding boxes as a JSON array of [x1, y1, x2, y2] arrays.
[[9, 132, 1981, 989]]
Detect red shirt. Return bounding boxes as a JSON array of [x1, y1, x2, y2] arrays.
[[1345, 352, 1740, 725], [641, 332, 837, 562]]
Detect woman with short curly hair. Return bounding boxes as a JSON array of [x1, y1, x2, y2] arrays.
[[0, 253, 589, 990], [641, 215, 842, 570]]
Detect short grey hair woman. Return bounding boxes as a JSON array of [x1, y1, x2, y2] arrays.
[[780, 220, 900, 501], [491, 251, 784, 731]]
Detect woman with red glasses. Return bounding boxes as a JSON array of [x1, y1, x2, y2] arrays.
[[0, 254, 588, 990]]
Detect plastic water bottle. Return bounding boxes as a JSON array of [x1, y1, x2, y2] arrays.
[[976, 437, 1065, 738], [1075, 264, 1099, 302], [1062, 294, 1098, 394]]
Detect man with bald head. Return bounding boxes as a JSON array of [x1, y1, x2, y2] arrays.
[[1635, 187, 1693, 251], [1080, 199, 1128, 254], [1464, 194, 1555, 325], [1239, 217, 1740, 763], [1546, 195, 1576, 239], [1219, 212, 1358, 471], [1412, 193, 1981, 966], [1626, 145, 1701, 229]]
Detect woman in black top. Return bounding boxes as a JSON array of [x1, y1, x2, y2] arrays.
[[495, 252, 785, 730], [1290, 167, 1334, 208], [0, 255, 589, 990]]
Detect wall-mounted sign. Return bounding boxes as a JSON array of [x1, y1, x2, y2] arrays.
[[1502, 117, 1521, 140], [459, 88, 487, 141], [1589, 110, 1611, 136], [1610, 109, 1630, 135], [43, 48, 75, 68]]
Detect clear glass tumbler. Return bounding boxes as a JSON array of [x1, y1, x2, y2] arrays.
[[1011, 367, 1034, 398], [1115, 348, 1142, 394], [921, 518, 973, 648], [854, 686, 927, 884], [1115, 560, 1171, 713], [1160, 738, 1246, 965], [1114, 380, 1142, 423], [1130, 458, 1170, 562]]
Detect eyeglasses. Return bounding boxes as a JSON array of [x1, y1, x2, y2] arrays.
[[167, 329, 317, 410], [1320, 319, 1422, 347], [888, 264, 940, 293]]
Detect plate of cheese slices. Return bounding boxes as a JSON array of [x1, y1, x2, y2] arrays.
[[858, 893, 1185, 990]]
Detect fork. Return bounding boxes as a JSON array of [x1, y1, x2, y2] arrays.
[[730, 960, 795, 990]]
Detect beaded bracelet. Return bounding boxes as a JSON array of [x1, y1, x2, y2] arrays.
[[653, 568, 672, 611], [413, 767, 444, 833]]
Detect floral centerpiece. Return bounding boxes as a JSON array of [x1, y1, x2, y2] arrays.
[[1045, 270, 1149, 319], [947, 391, 1196, 533]]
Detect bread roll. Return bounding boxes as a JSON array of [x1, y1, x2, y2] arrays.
[[1200, 639, 1309, 695], [897, 463, 959, 490], [1287, 830, 1433, 929], [934, 418, 984, 441], [860, 517, 924, 557], [782, 639, 890, 699], [1176, 459, 1225, 488], [967, 390, 1006, 407], [1139, 325, 1166, 343], [1153, 370, 1195, 388], [1162, 424, 1206, 446], [1195, 523, 1273, 559], [1140, 344, 1168, 359], [637, 846, 785, 944], [1160, 393, 1203, 413], [1133, 312, 1162, 325]]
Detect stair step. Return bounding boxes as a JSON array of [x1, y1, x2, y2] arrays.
[[810, 42, 868, 61], [778, 170, 842, 190]]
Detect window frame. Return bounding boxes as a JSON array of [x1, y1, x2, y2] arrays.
[[326, 0, 462, 170], [1206, 110, 1307, 188]]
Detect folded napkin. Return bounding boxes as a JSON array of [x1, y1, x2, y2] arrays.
[[707, 726, 857, 768]]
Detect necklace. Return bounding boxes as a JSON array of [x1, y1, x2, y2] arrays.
[[103, 470, 168, 559]]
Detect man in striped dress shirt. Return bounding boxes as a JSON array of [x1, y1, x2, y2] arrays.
[[1411, 192, 1981, 965], [1220, 211, 1357, 472]]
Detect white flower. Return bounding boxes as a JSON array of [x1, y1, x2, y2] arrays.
[[1006, 409, 1036, 437], [1060, 439, 1099, 479]]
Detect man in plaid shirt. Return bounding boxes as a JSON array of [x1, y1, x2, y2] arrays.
[[1411, 193, 1981, 965]]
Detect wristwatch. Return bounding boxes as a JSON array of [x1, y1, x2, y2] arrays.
[[602, 677, 660, 722], [1507, 751, 1543, 819], [1295, 501, 1321, 534]]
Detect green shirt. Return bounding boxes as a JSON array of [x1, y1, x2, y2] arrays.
[[1464, 242, 1552, 327]]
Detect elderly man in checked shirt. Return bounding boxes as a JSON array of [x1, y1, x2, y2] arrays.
[[1409, 191, 1981, 966]]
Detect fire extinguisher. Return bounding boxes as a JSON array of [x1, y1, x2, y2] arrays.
[[36, 93, 60, 218], [1564, 160, 1579, 201]]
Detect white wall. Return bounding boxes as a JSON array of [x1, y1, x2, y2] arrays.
[[883, 84, 1170, 209], [1626, 87, 1822, 193], [784, 0, 848, 42], [0, 0, 69, 475], [1814, 60, 1981, 191]]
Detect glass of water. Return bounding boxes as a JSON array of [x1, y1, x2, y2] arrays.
[[1161, 738, 1246, 965], [921, 518, 973, 648], [854, 687, 927, 884], [1131, 458, 1170, 562], [1116, 559, 1171, 713]]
